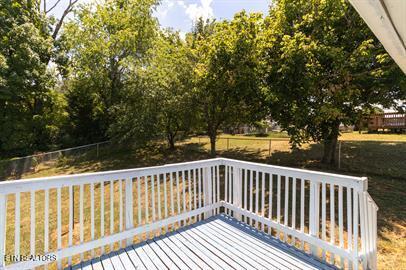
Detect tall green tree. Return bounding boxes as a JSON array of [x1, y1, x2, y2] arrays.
[[0, 0, 66, 157], [63, 0, 158, 144], [192, 13, 268, 156], [151, 30, 196, 149], [263, 0, 406, 164], [109, 30, 195, 149]]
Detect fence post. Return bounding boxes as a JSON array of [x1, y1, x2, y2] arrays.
[[203, 167, 212, 219], [338, 141, 341, 169], [96, 143, 99, 158], [0, 194, 6, 269], [309, 181, 320, 255], [268, 139, 272, 157], [125, 178, 133, 245], [233, 166, 242, 221], [227, 138, 230, 150]]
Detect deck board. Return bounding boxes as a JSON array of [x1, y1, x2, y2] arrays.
[[133, 244, 158, 270], [152, 237, 190, 269], [214, 216, 328, 269], [70, 214, 336, 270], [159, 233, 202, 269], [80, 260, 92, 270], [194, 222, 282, 269], [184, 226, 254, 269], [124, 245, 145, 270], [116, 249, 137, 270], [176, 228, 234, 270], [90, 257, 103, 270], [146, 239, 180, 269], [170, 231, 222, 269], [209, 218, 316, 270]]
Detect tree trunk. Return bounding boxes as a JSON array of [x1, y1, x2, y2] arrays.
[[166, 129, 177, 150], [209, 135, 216, 157], [321, 123, 340, 165], [167, 133, 175, 150]]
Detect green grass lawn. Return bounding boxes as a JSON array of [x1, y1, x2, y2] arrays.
[[216, 131, 406, 141], [5, 133, 406, 269], [186, 133, 406, 179]]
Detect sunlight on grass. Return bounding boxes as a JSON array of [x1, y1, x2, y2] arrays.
[[5, 133, 406, 270]]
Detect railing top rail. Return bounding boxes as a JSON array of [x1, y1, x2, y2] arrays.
[[365, 191, 379, 210], [0, 158, 222, 194], [221, 158, 367, 191], [0, 157, 368, 194]]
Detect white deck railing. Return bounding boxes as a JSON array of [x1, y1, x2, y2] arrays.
[[0, 158, 378, 270]]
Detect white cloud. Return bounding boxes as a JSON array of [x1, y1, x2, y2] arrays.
[[155, 0, 175, 20], [154, 0, 215, 32], [183, 0, 214, 22], [177, 1, 187, 8], [179, 31, 187, 40]]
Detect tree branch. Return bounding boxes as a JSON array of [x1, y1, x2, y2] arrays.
[[52, 0, 79, 40], [45, 0, 62, 14]]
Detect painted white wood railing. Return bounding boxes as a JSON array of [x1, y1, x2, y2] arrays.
[[0, 158, 378, 270], [221, 158, 378, 270]]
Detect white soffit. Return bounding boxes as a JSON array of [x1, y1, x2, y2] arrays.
[[349, 0, 406, 74]]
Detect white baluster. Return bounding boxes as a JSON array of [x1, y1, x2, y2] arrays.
[[321, 182, 327, 260], [284, 177, 289, 242], [309, 181, 320, 256], [291, 178, 297, 245], [268, 174, 273, 235], [347, 187, 353, 269], [57, 188, 62, 269], [0, 194, 6, 268], [15, 192, 20, 258], [330, 184, 335, 264], [216, 165, 220, 215], [30, 191, 35, 257], [277, 175, 281, 238], [119, 179, 123, 247], [110, 180, 114, 250], [261, 172, 265, 231], [91, 183, 95, 256], [100, 181, 105, 254], [125, 178, 133, 245], [250, 170, 253, 226], [80, 184, 84, 261], [339, 185, 344, 268], [300, 178, 305, 249]]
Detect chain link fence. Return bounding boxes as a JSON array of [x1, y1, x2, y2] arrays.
[[0, 141, 110, 180], [190, 136, 406, 179], [2, 136, 404, 181]]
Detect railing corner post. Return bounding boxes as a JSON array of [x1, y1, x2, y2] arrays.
[[233, 166, 242, 221], [359, 191, 370, 270], [125, 178, 134, 245], [361, 177, 368, 191], [203, 167, 212, 219]]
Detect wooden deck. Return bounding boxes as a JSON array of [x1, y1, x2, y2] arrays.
[[68, 214, 336, 270]]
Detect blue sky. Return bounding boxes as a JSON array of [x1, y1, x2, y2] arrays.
[[155, 0, 271, 33], [49, 0, 271, 34]]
